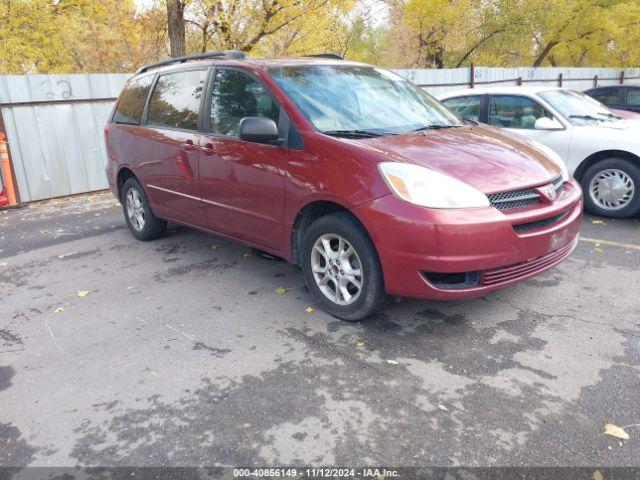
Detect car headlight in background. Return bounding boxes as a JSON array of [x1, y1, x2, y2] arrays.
[[528, 140, 570, 181], [378, 162, 490, 209]]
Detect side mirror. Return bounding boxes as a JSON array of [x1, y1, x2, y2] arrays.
[[238, 117, 279, 144], [535, 117, 563, 130]]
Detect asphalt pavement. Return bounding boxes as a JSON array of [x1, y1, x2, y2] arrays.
[[1, 192, 639, 468]]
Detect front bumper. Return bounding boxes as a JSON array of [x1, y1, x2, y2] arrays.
[[353, 178, 583, 300]]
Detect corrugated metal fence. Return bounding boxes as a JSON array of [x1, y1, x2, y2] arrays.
[[0, 74, 129, 202], [395, 66, 640, 96], [1, 67, 639, 202]]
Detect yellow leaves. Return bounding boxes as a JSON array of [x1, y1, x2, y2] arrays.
[[604, 423, 630, 440], [76, 290, 90, 297], [275, 287, 287, 296], [54, 307, 64, 313], [593, 247, 603, 253], [355, 341, 365, 347], [0, 262, 7, 267], [592, 220, 605, 225], [593, 470, 603, 480], [211, 244, 220, 251], [243, 252, 252, 258], [305, 306, 314, 313]]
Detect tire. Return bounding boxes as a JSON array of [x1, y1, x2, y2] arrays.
[[121, 177, 167, 241], [580, 158, 640, 218], [301, 212, 387, 321]]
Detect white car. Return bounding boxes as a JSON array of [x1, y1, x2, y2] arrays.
[[438, 86, 640, 218]]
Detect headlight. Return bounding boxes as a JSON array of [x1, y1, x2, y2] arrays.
[[378, 162, 490, 209], [529, 140, 569, 181]]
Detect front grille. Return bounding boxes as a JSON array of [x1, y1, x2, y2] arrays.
[[513, 211, 568, 233], [480, 239, 576, 286], [488, 176, 564, 211]]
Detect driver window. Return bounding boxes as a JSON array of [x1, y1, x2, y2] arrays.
[[626, 88, 640, 106], [489, 95, 552, 129], [209, 69, 280, 137]]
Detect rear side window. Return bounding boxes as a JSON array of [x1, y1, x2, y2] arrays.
[[442, 96, 482, 122], [112, 75, 154, 125], [147, 69, 207, 130]]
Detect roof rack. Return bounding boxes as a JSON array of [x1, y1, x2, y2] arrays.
[[136, 50, 246, 74], [305, 53, 344, 60]]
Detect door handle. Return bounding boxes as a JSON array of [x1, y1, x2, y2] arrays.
[[183, 139, 197, 151], [202, 143, 215, 156]]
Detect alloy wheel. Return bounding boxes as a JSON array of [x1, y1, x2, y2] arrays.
[[310, 233, 363, 306], [126, 188, 146, 231]]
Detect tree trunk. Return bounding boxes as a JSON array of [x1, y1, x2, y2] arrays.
[[533, 40, 559, 67], [166, 0, 186, 58]]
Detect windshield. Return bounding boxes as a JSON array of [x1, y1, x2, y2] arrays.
[[268, 64, 462, 137], [539, 90, 621, 125]]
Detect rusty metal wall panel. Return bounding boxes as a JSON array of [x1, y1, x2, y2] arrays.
[[0, 73, 130, 202]]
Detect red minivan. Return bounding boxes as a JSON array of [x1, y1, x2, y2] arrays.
[[105, 52, 583, 321]]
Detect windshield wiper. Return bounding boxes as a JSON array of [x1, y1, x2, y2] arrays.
[[568, 114, 602, 122], [410, 124, 461, 132], [597, 112, 622, 120], [322, 129, 386, 138]]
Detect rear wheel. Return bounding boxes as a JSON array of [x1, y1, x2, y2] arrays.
[[122, 177, 167, 241], [301, 212, 387, 321], [581, 158, 640, 218]]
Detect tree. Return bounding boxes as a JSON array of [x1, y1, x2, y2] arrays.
[[182, 0, 349, 54], [0, 0, 166, 73], [166, 0, 187, 57]]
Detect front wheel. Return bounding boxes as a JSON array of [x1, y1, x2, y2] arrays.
[[122, 177, 167, 241], [301, 212, 388, 321], [581, 158, 640, 218]]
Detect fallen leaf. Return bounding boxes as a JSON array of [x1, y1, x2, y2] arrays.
[[305, 306, 314, 313], [386, 359, 399, 365], [211, 245, 220, 251], [0, 262, 7, 267], [594, 247, 603, 253], [76, 290, 90, 297], [438, 403, 449, 412], [243, 252, 252, 258], [355, 341, 365, 347], [604, 423, 629, 440], [275, 287, 287, 295], [593, 470, 603, 480], [592, 220, 605, 225], [54, 307, 64, 313]]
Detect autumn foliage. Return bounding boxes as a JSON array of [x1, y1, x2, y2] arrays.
[[1, 0, 639, 74]]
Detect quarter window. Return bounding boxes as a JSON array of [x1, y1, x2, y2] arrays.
[[209, 69, 280, 137], [442, 96, 482, 122], [489, 95, 552, 129], [147, 70, 207, 130], [112, 75, 154, 125]]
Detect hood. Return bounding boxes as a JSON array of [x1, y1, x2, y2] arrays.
[[350, 125, 560, 194], [573, 119, 640, 150]]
